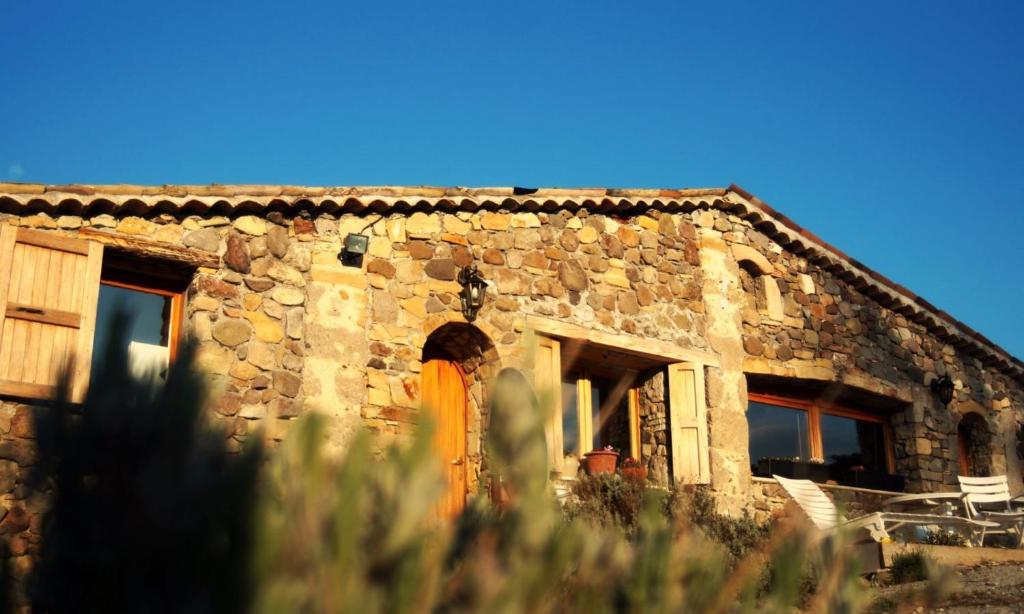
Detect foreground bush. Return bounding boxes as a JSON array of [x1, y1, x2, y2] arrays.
[[888, 550, 933, 585], [14, 326, 955, 613], [563, 472, 652, 532], [28, 315, 262, 613], [249, 367, 946, 613]]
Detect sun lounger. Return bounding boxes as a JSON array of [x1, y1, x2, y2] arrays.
[[775, 475, 995, 546], [958, 475, 1024, 547]]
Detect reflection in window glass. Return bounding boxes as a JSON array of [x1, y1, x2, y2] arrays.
[[820, 414, 887, 473], [590, 377, 631, 453], [92, 284, 173, 383], [562, 380, 579, 456], [590, 382, 602, 448], [748, 401, 810, 475]]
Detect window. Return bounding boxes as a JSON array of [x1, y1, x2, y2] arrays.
[[91, 280, 183, 383], [533, 332, 709, 484], [0, 224, 191, 402], [560, 370, 639, 459], [89, 250, 187, 385], [819, 413, 888, 474], [748, 401, 811, 465], [748, 393, 895, 485]]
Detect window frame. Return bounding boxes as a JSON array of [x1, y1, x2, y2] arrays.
[[97, 278, 185, 363], [748, 392, 896, 474]]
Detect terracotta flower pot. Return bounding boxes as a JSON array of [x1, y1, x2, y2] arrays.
[[619, 466, 648, 482], [582, 450, 619, 475]]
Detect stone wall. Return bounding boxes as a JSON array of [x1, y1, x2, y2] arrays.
[[185, 213, 312, 449], [342, 208, 708, 490], [0, 400, 39, 589], [697, 206, 1024, 497], [638, 369, 670, 485], [748, 478, 890, 524], [0, 198, 1021, 555], [0, 205, 712, 528]]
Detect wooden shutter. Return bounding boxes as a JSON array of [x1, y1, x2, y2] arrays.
[[0, 226, 103, 402], [628, 387, 641, 461], [534, 335, 563, 472], [667, 362, 710, 484], [575, 376, 593, 455]]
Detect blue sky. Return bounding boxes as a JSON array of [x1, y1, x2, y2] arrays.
[[3, 1, 1023, 359]]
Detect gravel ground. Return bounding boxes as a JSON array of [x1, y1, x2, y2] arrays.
[[876, 563, 1024, 613]]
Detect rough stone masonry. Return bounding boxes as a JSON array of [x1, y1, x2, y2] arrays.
[[0, 183, 1020, 571]]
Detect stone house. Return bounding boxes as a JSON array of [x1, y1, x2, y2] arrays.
[[0, 183, 1021, 536]]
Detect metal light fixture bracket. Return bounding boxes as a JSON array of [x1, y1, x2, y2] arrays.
[[339, 215, 382, 268], [340, 233, 369, 267]]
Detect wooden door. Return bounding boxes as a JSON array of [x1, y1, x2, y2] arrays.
[[957, 429, 972, 477], [421, 358, 468, 519]]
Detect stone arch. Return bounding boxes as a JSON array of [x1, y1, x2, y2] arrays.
[[422, 322, 500, 380], [957, 411, 993, 477], [731, 244, 784, 321], [731, 244, 773, 276], [421, 322, 501, 494], [419, 311, 505, 355]]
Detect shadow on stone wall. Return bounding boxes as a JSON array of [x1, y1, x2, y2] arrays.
[[2, 311, 263, 612]]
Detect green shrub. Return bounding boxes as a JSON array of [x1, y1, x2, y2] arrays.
[[889, 550, 932, 584], [867, 594, 899, 613], [924, 529, 967, 547], [671, 485, 772, 562], [563, 471, 773, 566], [563, 472, 654, 532]]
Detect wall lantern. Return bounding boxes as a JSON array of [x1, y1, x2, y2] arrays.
[[457, 265, 488, 322], [339, 233, 369, 267], [931, 375, 955, 406]]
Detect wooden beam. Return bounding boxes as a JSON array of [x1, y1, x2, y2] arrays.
[[526, 315, 720, 367], [78, 228, 220, 268], [16, 227, 91, 255]]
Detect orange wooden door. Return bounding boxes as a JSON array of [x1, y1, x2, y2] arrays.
[[421, 358, 468, 519]]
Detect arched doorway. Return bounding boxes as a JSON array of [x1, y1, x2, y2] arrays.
[[957, 412, 992, 477], [420, 323, 499, 519]]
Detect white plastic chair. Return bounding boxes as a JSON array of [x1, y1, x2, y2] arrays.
[[957, 475, 1024, 548], [775, 475, 994, 546]]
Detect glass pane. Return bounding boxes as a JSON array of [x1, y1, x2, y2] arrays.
[[561, 380, 579, 456], [92, 284, 172, 383], [591, 377, 631, 454], [820, 414, 887, 473], [590, 382, 602, 448], [747, 401, 810, 475]]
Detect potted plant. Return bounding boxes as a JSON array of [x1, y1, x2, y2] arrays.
[[582, 446, 619, 475], [619, 457, 647, 482], [755, 456, 829, 483]]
